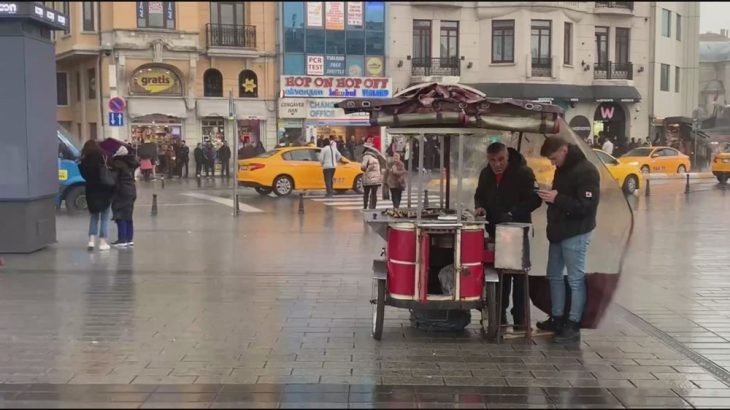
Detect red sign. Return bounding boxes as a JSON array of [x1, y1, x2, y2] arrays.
[[108, 96, 126, 113]]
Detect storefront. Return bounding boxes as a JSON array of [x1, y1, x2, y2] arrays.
[[126, 65, 188, 147], [196, 98, 269, 149], [277, 75, 391, 149]]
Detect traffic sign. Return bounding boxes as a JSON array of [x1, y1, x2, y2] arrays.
[[109, 112, 124, 127], [108, 97, 126, 113]]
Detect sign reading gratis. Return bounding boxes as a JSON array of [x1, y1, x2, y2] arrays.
[[281, 75, 392, 98]]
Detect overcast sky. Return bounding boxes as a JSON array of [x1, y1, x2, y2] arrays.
[[700, 2, 730, 33]]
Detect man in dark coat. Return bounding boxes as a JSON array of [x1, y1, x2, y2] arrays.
[[537, 137, 600, 345], [178, 140, 190, 178], [218, 140, 232, 178], [205, 143, 216, 177], [194, 143, 204, 177], [110, 146, 139, 247], [474, 142, 542, 330]]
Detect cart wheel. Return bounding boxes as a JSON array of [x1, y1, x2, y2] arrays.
[[481, 282, 499, 341], [372, 279, 385, 340]]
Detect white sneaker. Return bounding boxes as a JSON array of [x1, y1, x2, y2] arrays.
[[87, 235, 96, 250], [127, 241, 134, 247], [98, 240, 111, 251]]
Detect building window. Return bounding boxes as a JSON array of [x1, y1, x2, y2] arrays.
[[346, 30, 365, 55], [661, 9, 671, 38], [563, 22, 572, 65], [75, 71, 81, 101], [531, 20, 551, 63], [440, 21, 459, 60], [239, 70, 258, 98], [306, 29, 325, 54], [203, 69, 223, 97], [413, 20, 432, 61], [137, 2, 176, 29], [675, 66, 680, 93], [365, 1, 384, 31], [365, 31, 384, 55], [82, 2, 95, 32], [62, 1, 70, 34], [87, 68, 96, 100], [615, 28, 630, 65], [660, 63, 670, 91], [595, 26, 609, 65], [676, 13, 681, 41], [56, 72, 68, 106], [326, 30, 346, 54], [283, 2, 304, 53], [89, 123, 97, 140], [210, 2, 244, 26], [492, 20, 514, 63]]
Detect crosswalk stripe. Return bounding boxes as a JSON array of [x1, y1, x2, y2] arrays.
[[336, 205, 393, 210], [181, 192, 264, 213], [317, 197, 441, 206]]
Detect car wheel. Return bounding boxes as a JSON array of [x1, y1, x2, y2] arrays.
[[677, 164, 687, 174], [273, 175, 293, 197], [255, 187, 273, 196], [640, 165, 650, 174], [623, 175, 638, 195], [718, 173, 728, 184], [65, 186, 87, 213], [353, 175, 363, 194]]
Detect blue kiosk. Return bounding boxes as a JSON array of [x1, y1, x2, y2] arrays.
[[0, 3, 69, 253]]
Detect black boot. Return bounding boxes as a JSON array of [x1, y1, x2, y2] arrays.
[[553, 320, 581, 344], [536, 316, 564, 333]]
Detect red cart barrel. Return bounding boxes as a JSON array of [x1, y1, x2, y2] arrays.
[[386, 223, 417, 299], [459, 225, 485, 300]]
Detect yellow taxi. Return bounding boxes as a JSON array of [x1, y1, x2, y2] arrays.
[[237, 147, 363, 196], [618, 146, 691, 174], [712, 142, 730, 184], [593, 149, 644, 194]]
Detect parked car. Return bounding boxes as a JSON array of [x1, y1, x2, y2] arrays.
[[56, 125, 86, 212]]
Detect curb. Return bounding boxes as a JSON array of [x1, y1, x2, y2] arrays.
[[646, 173, 715, 180]]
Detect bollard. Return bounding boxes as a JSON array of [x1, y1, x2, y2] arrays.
[[161, 176, 165, 190], [235, 194, 240, 215], [151, 194, 158, 216], [196, 175, 201, 188], [423, 189, 429, 207], [685, 173, 690, 194], [298, 192, 305, 214], [644, 177, 651, 197]]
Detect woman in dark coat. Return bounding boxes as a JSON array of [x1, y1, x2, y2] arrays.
[[78, 140, 114, 251], [110, 146, 139, 247]]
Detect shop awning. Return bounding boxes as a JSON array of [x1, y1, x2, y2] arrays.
[[127, 98, 189, 119], [464, 83, 642, 103], [196, 98, 270, 120]]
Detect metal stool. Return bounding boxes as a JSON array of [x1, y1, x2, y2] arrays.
[[495, 269, 532, 344]]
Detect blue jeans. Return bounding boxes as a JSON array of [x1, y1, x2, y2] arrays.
[[546, 232, 592, 323], [88, 206, 111, 239], [116, 220, 134, 243]]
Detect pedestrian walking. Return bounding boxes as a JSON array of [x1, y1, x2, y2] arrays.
[[320, 139, 342, 197], [110, 146, 138, 248], [536, 137, 600, 344], [78, 140, 114, 251], [474, 142, 542, 330], [194, 143, 204, 177], [218, 140, 232, 178], [361, 146, 383, 209], [386, 152, 407, 208], [178, 140, 190, 178]]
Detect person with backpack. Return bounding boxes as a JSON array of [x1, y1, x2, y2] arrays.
[[78, 140, 115, 251], [110, 146, 139, 248]]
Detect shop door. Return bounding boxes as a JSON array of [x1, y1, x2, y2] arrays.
[[594, 102, 627, 150]]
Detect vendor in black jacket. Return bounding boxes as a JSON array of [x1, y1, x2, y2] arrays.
[[536, 137, 600, 345], [474, 142, 542, 330]]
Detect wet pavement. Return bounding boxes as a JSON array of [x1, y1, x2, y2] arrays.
[[0, 176, 728, 408]]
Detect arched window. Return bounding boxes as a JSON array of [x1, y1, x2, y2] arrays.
[[238, 70, 258, 98], [203, 69, 223, 97]]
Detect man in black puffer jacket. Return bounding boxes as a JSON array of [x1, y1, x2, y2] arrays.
[[536, 137, 600, 345], [474, 142, 542, 330]]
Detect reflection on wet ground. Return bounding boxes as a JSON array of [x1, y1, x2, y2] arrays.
[[0, 177, 727, 408]]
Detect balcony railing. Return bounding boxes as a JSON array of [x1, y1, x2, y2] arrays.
[[411, 57, 461, 77], [206, 23, 256, 49], [531, 57, 552, 77], [594, 61, 633, 80], [595, 1, 634, 10]]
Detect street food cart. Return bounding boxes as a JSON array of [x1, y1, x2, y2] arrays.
[[336, 83, 634, 341]]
